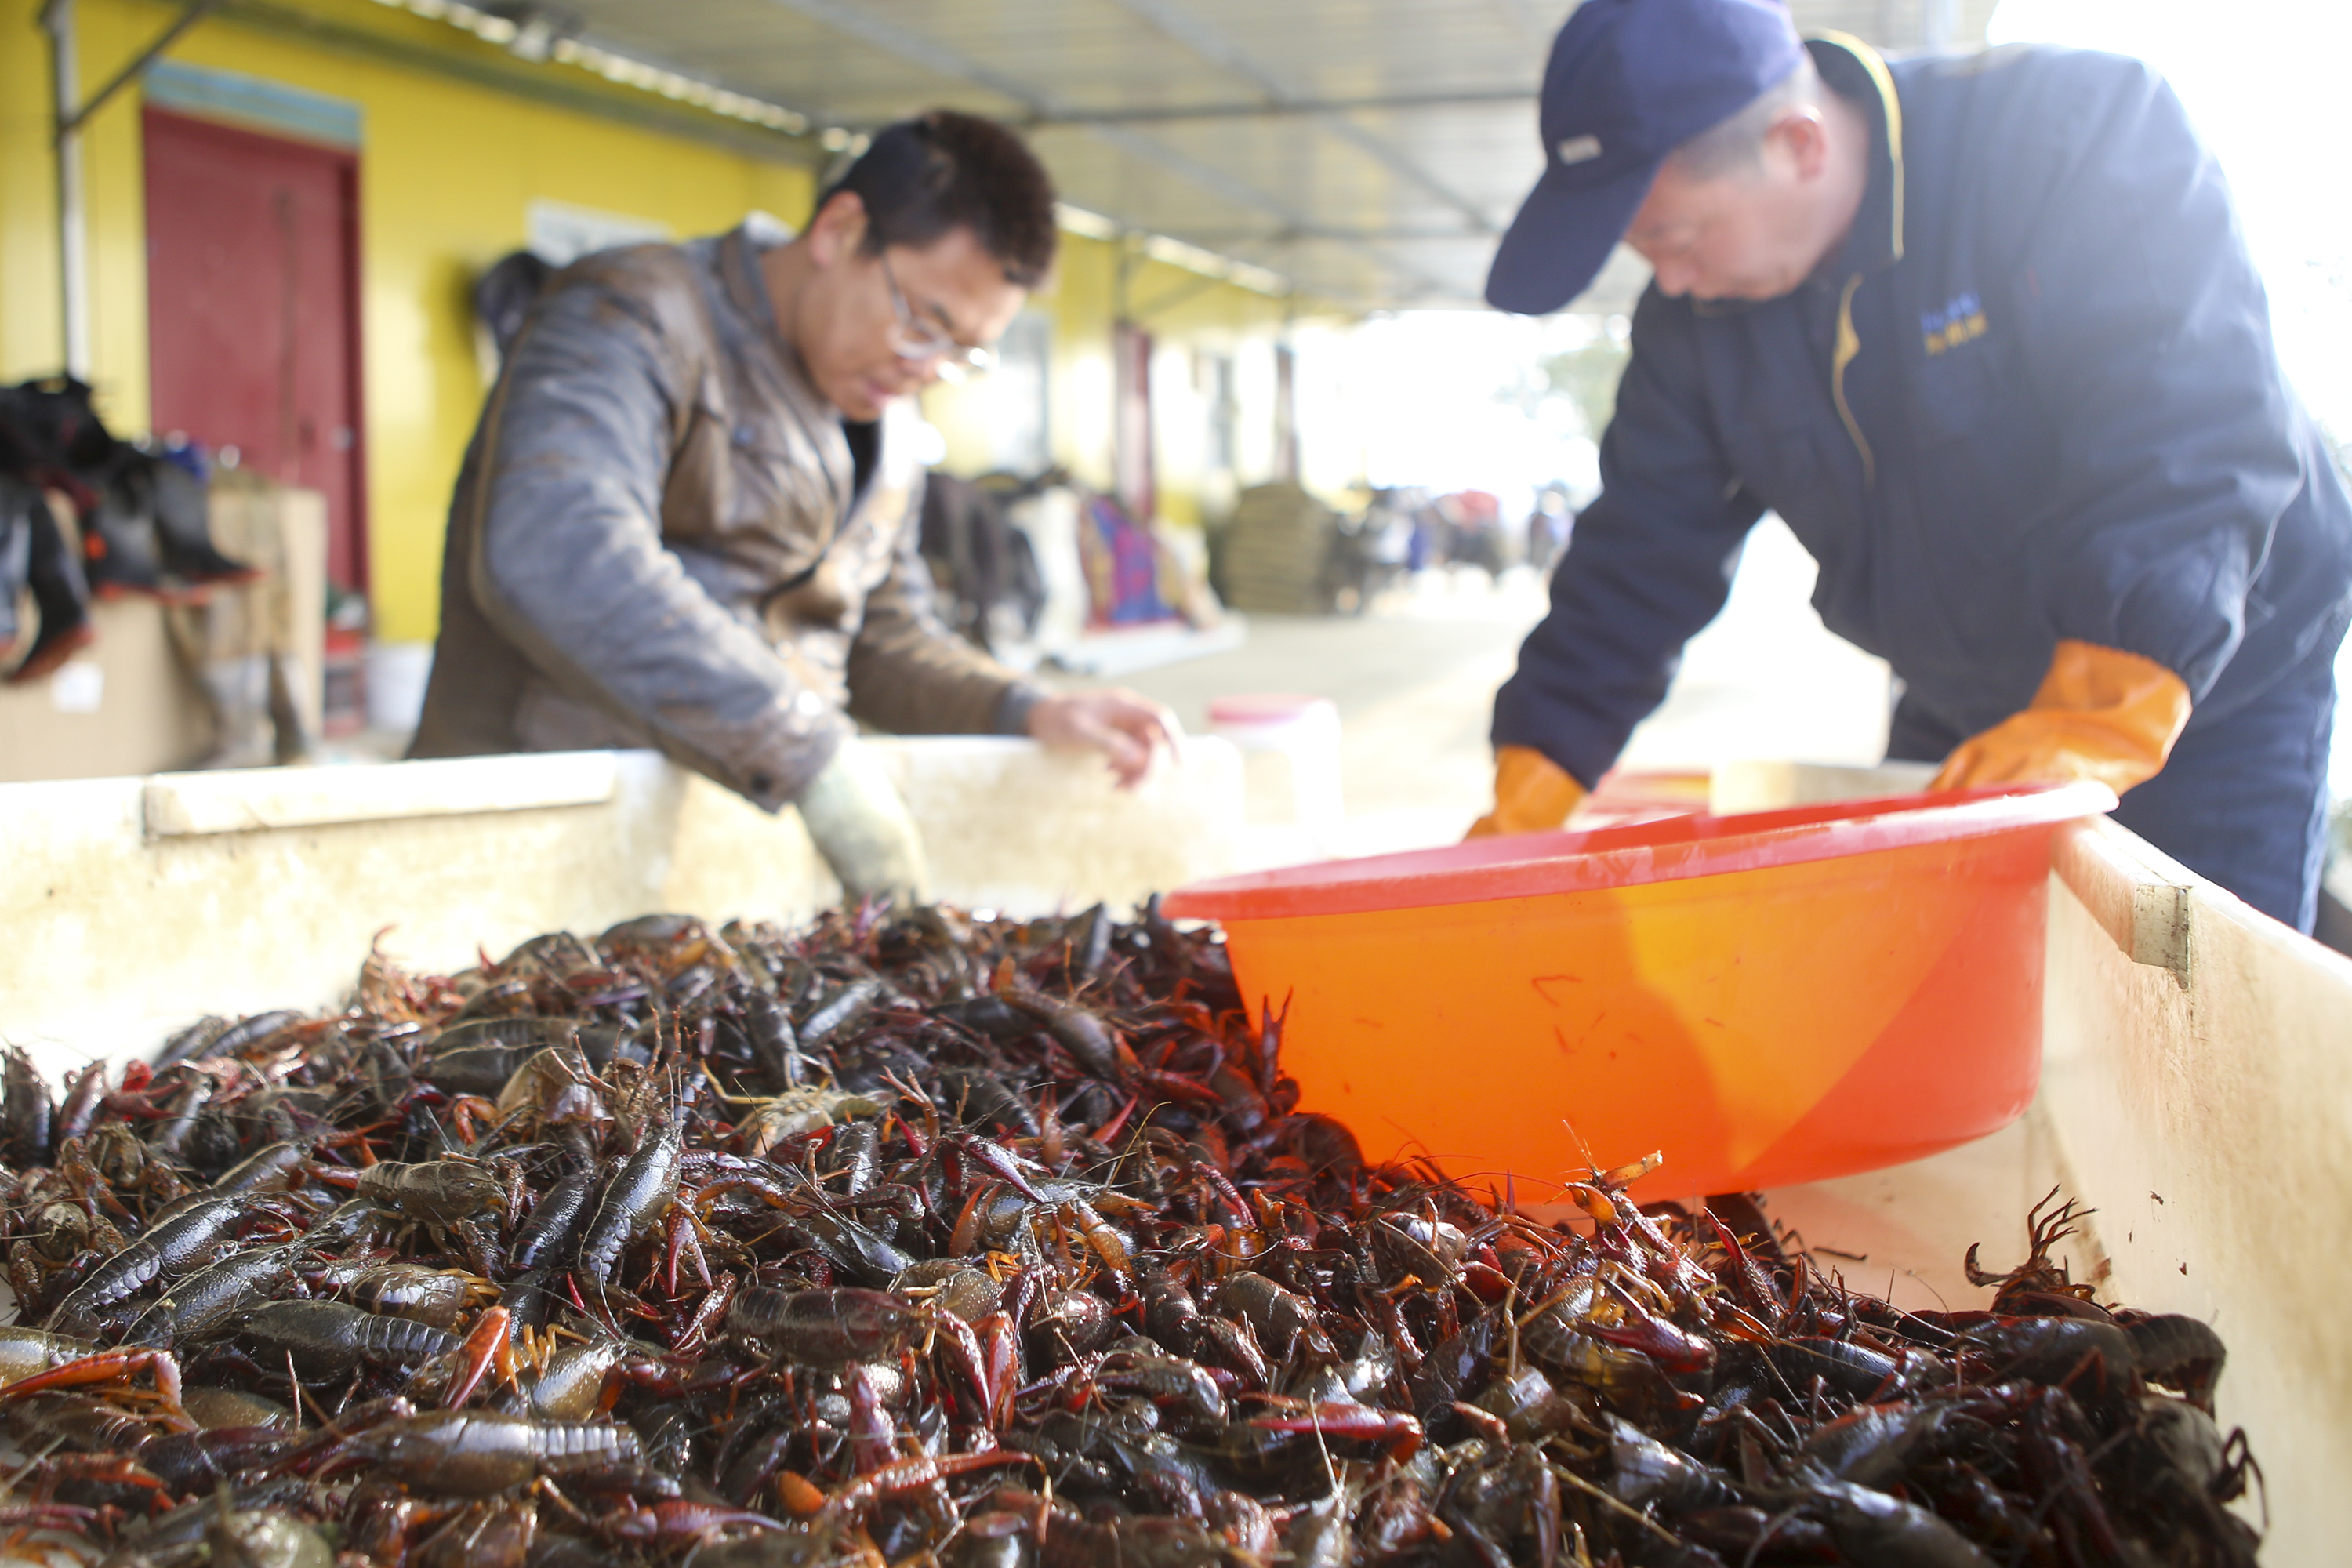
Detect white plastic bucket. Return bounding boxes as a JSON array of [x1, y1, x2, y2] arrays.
[[1208, 693, 1344, 847], [365, 641, 434, 734]]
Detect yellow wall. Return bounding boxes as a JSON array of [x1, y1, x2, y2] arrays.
[[1, 6, 64, 387], [0, 0, 815, 642]]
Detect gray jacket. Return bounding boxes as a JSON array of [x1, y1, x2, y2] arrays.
[[410, 219, 1041, 808]]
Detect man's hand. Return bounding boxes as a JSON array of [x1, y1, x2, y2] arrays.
[[796, 737, 930, 904], [1025, 689, 1181, 788], [1466, 744, 1586, 838], [1930, 640, 2190, 796]]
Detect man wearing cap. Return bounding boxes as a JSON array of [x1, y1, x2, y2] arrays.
[[1471, 0, 2352, 932]]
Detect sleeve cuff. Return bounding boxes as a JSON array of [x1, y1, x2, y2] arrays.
[[736, 710, 851, 813], [992, 681, 1051, 738]]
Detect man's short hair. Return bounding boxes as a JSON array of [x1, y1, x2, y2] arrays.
[[1669, 56, 1824, 180], [815, 111, 1059, 288]]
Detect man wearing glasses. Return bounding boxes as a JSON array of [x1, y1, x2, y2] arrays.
[[412, 113, 1174, 901]]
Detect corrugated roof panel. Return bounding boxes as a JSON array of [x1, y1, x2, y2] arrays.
[[925, 1, 1242, 104], [1149, 0, 1552, 96], [548, 0, 1975, 307]]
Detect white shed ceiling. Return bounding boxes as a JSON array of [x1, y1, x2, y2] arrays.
[[543, 0, 1999, 310]]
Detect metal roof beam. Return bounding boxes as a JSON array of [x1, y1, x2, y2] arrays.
[[1098, 0, 1506, 236], [56, 0, 223, 137], [1014, 88, 1535, 127], [753, 0, 1452, 300], [754, 0, 1039, 112], [210, 0, 821, 165], [1486, 0, 1562, 49], [1178, 224, 1501, 244]]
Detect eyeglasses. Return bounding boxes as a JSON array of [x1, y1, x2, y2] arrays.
[[880, 252, 993, 381]]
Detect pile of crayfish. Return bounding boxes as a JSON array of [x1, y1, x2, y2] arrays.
[[0, 901, 2258, 1566]]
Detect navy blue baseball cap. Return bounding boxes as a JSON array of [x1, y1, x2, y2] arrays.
[[1486, 0, 1806, 314]]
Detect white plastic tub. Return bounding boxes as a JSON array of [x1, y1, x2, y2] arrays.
[[0, 737, 1243, 1077], [1, 753, 2345, 1559]]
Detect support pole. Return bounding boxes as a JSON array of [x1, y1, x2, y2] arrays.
[[60, 0, 224, 138], [40, 0, 89, 379], [38, 0, 222, 380], [1922, 0, 1958, 51]]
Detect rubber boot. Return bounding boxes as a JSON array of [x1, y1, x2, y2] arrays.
[[9, 376, 118, 470], [197, 652, 277, 769], [265, 650, 312, 764], [5, 485, 96, 684], [80, 466, 172, 601], [0, 484, 26, 657], [147, 457, 257, 586]]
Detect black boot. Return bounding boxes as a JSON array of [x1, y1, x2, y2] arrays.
[[1, 376, 119, 474], [80, 461, 172, 600], [0, 377, 174, 604], [0, 481, 27, 655], [146, 454, 256, 586], [5, 480, 96, 683]]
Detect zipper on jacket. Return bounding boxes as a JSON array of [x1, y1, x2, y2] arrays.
[[1831, 272, 1875, 488]]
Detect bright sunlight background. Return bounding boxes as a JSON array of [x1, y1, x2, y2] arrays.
[[1986, 0, 2352, 794], [1987, 0, 2352, 444]]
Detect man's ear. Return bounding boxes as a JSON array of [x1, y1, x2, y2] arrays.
[[1767, 107, 1831, 181], [808, 190, 867, 269]]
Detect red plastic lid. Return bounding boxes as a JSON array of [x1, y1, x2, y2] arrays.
[[1207, 694, 1334, 725], [1163, 780, 2115, 920]]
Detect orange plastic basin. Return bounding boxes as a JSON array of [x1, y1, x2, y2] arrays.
[[1163, 781, 2114, 1200]]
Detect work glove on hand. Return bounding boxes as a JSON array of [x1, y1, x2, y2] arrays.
[[795, 736, 931, 906], [1930, 639, 2191, 796], [1466, 743, 1588, 839]]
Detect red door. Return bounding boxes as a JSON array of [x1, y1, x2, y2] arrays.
[[143, 107, 367, 592]]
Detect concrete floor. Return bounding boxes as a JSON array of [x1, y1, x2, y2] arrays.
[[1079, 517, 1895, 858]]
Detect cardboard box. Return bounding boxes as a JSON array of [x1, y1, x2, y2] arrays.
[[0, 484, 325, 782]]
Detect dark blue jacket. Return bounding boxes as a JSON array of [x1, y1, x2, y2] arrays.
[[1495, 37, 2352, 785]]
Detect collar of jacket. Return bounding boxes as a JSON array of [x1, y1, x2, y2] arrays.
[[716, 218, 870, 531], [1808, 32, 1905, 488], [720, 218, 811, 372], [1811, 31, 1905, 276]]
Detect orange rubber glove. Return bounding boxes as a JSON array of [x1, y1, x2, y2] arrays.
[[1467, 744, 1588, 838], [1930, 639, 2191, 796]]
